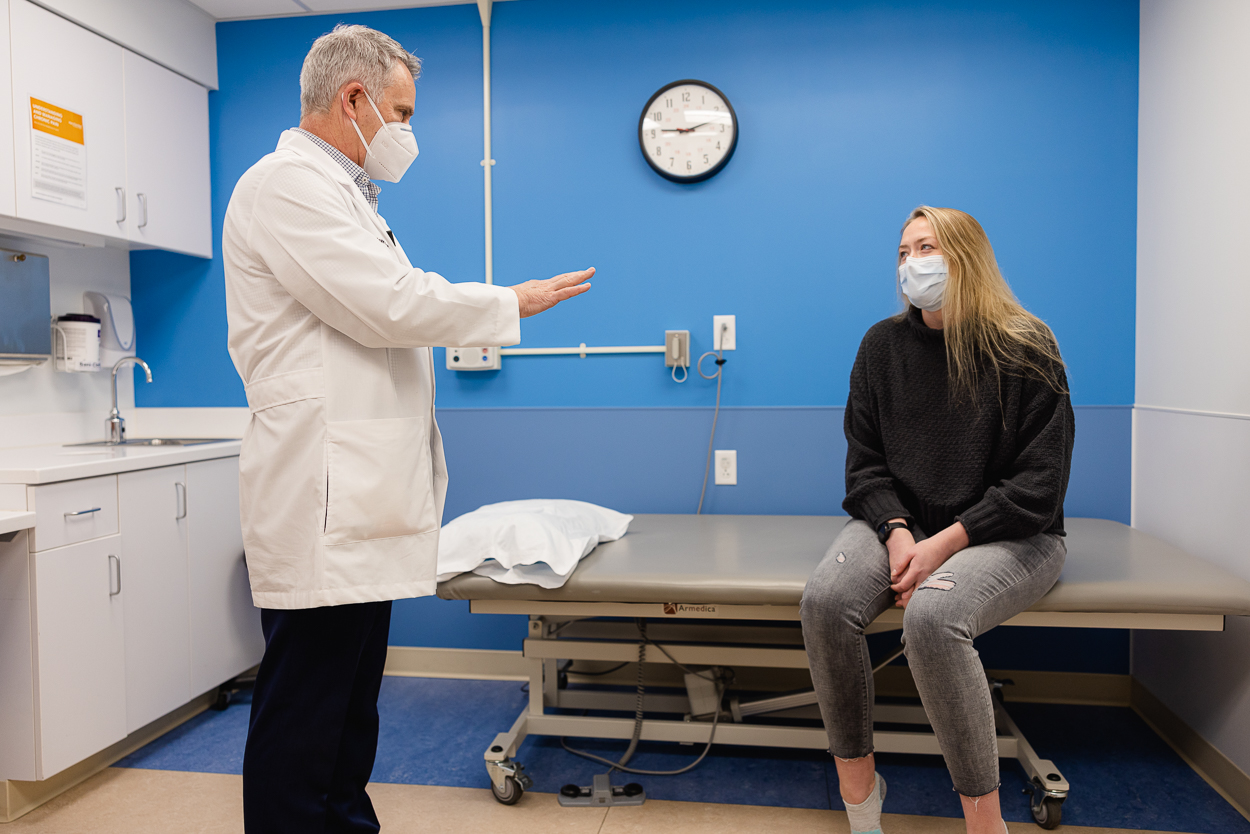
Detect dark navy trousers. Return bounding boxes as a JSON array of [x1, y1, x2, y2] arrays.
[[242, 600, 392, 834]]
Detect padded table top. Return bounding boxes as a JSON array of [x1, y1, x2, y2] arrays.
[[437, 515, 1250, 617]]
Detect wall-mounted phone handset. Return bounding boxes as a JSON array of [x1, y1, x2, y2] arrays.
[[665, 330, 690, 383]]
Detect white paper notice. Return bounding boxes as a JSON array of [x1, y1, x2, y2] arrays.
[[30, 97, 87, 209]]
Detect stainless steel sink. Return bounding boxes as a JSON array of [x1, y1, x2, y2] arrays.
[[65, 438, 236, 447]]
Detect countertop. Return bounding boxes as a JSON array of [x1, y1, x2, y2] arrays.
[[0, 440, 242, 485], [0, 510, 35, 535]]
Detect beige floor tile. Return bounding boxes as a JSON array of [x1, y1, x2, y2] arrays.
[[598, 798, 1199, 834], [2, 768, 1202, 834], [369, 783, 607, 833], [5, 768, 243, 833]]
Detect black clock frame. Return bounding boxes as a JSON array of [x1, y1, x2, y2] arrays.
[[638, 79, 738, 184]]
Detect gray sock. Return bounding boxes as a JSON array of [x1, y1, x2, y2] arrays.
[[844, 772, 886, 834]]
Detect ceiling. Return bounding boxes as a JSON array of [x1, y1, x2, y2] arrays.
[[187, 0, 492, 22]]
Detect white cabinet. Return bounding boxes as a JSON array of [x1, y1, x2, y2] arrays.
[[117, 459, 259, 733], [9, 0, 127, 238], [31, 534, 127, 779], [187, 457, 262, 695], [0, 0, 16, 217], [27, 474, 119, 553], [5, 0, 211, 255], [0, 454, 260, 782], [123, 51, 212, 258], [118, 465, 191, 734]]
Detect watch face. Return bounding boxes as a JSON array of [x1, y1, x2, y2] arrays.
[[638, 80, 738, 183]]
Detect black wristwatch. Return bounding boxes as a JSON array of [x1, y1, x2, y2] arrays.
[[877, 520, 910, 544]]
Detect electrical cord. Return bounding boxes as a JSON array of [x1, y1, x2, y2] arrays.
[[696, 324, 729, 515], [560, 619, 725, 776], [568, 661, 632, 677], [559, 696, 722, 776]]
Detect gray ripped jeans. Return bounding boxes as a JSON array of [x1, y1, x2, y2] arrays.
[[800, 519, 1066, 797]]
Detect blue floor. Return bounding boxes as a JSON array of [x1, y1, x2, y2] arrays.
[[115, 676, 1250, 833]]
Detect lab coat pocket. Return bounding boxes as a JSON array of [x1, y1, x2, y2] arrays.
[[323, 416, 436, 546]]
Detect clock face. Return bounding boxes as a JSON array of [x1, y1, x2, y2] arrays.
[[638, 80, 738, 183]]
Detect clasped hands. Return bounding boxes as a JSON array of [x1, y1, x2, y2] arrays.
[[885, 520, 970, 607]]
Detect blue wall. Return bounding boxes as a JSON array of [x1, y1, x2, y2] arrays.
[[129, 0, 1139, 670]]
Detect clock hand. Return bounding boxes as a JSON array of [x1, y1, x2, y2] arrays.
[[660, 122, 712, 134]]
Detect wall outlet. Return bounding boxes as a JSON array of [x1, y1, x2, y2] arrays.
[[446, 346, 500, 371], [714, 449, 737, 485], [665, 330, 690, 368], [713, 315, 735, 350]]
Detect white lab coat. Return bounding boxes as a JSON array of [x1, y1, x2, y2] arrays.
[[222, 130, 520, 609]]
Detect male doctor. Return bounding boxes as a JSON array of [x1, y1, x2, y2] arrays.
[[223, 24, 590, 833]]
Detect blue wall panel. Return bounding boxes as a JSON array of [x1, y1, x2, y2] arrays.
[[390, 403, 1132, 666], [131, 0, 1138, 408], [127, 0, 1139, 672]]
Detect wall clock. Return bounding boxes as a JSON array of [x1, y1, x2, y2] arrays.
[[638, 79, 738, 183]]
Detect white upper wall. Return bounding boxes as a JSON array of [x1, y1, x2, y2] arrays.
[[31, 0, 218, 89], [1133, 0, 1250, 780], [1136, 0, 1250, 415], [0, 236, 134, 449]]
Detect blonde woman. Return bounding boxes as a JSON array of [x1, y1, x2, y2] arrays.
[[800, 207, 1074, 834]]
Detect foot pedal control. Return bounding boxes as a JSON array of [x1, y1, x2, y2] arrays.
[[558, 773, 646, 807]]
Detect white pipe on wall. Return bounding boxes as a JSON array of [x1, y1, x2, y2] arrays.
[[477, 0, 495, 284]]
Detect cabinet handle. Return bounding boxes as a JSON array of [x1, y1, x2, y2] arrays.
[[64, 507, 101, 518], [175, 482, 187, 520], [108, 554, 121, 597], [115, 187, 126, 223], [137, 193, 148, 229]]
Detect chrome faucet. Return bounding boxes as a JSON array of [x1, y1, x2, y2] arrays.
[[106, 356, 153, 443]]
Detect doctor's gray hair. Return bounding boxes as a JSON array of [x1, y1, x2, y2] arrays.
[[299, 24, 421, 118]]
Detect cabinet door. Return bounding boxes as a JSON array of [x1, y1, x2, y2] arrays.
[[32, 534, 126, 779], [187, 457, 262, 696], [118, 465, 191, 734], [123, 50, 211, 258], [9, 0, 126, 238], [0, 0, 16, 217]]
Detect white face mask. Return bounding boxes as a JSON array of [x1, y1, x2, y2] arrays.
[[347, 90, 419, 183], [898, 254, 948, 312]]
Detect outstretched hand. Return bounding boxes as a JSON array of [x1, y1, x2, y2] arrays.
[[509, 268, 594, 318]]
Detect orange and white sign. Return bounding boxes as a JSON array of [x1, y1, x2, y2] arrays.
[[31, 98, 84, 144], [30, 97, 87, 209]]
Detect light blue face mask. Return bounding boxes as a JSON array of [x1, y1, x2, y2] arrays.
[[898, 255, 947, 312]]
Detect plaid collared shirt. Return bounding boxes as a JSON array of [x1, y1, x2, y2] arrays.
[[292, 127, 380, 213]]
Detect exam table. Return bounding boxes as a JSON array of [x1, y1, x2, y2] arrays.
[[437, 515, 1250, 828]]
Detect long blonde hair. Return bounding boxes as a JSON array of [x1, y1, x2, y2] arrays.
[[900, 206, 1066, 399]]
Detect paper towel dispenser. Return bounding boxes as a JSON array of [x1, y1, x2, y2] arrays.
[[0, 249, 51, 365]]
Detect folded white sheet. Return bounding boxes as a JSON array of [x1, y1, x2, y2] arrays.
[[436, 499, 633, 588]]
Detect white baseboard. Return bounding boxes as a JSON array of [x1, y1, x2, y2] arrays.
[[384, 646, 529, 681], [1132, 679, 1250, 822], [1, 690, 215, 822]]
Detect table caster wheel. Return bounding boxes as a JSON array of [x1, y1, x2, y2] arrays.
[[492, 775, 524, 805], [210, 687, 230, 711], [1030, 793, 1063, 829]]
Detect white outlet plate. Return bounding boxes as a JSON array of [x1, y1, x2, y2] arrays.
[[713, 315, 736, 350], [446, 346, 500, 371], [714, 449, 737, 485]]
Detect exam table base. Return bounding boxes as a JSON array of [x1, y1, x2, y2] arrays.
[[482, 616, 1070, 828]]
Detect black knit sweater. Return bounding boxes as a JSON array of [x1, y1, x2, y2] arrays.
[[843, 307, 1075, 545]]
